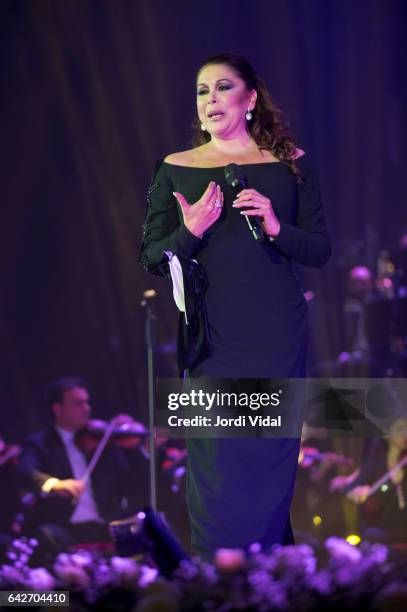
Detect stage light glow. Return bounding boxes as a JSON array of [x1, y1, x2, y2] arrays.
[[346, 534, 361, 546], [380, 484, 388, 492], [312, 515, 322, 526]]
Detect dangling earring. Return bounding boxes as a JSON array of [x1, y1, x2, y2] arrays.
[[246, 108, 253, 121], [201, 123, 206, 131]]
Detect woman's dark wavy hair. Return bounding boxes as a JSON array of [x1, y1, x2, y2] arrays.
[[192, 53, 302, 183]]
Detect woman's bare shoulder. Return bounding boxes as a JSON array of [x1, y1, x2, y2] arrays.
[[164, 148, 203, 166]]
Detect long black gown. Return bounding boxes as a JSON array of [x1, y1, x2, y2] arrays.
[[140, 155, 331, 559]]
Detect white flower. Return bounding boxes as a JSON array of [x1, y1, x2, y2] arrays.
[[214, 548, 246, 572], [110, 556, 139, 584], [26, 568, 56, 590], [249, 542, 262, 555], [175, 559, 199, 580], [272, 544, 316, 577], [94, 562, 115, 589], [325, 537, 362, 565], [55, 553, 70, 565], [335, 566, 358, 587], [0, 564, 24, 584], [365, 543, 388, 565], [54, 563, 90, 589], [69, 551, 93, 569], [138, 565, 159, 587], [247, 568, 271, 592], [308, 570, 332, 595]]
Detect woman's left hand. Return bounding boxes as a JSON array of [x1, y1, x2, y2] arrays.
[[232, 189, 281, 238]]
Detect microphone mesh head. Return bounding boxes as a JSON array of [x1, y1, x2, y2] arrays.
[[224, 163, 246, 188]]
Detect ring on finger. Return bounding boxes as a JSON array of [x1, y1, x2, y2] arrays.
[[214, 198, 222, 208]]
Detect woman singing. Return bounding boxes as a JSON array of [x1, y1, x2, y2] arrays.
[[140, 53, 331, 560]]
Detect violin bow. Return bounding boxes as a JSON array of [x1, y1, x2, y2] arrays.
[[0, 446, 20, 467], [361, 454, 407, 501], [80, 418, 118, 485]]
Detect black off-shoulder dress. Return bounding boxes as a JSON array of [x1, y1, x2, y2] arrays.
[[140, 156, 331, 559]]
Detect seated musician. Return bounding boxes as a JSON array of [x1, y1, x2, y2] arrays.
[[337, 264, 397, 377], [292, 423, 350, 542], [342, 416, 407, 544], [18, 377, 148, 561], [0, 434, 21, 559]]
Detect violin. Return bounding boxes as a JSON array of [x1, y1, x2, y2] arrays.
[[74, 415, 150, 487], [75, 417, 149, 454], [299, 446, 354, 469], [162, 447, 188, 474], [0, 440, 21, 467]]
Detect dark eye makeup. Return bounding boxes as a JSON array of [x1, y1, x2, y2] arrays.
[[197, 83, 233, 95]]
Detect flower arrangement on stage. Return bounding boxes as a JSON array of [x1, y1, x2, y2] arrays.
[[1, 537, 407, 611]]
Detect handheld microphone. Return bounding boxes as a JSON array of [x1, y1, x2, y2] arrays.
[[224, 163, 264, 242]]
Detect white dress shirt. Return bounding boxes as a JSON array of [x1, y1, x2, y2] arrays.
[[45, 426, 103, 524]]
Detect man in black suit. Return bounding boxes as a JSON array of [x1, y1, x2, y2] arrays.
[[0, 434, 22, 560], [19, 377, 148, 561]]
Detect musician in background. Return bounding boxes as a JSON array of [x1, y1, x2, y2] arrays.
[[0, 434, 21, 559], [19, 378, 148, 563], [292, 423, 349, 543], [393, 232, 407, 375], [337, 265, 395, 376], [343, 416, 407, 544], [392, 232, 407, 295], [337, 265, 373, 375]]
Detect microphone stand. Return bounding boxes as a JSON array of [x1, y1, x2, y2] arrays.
[[110, 290, 189, 571], [141, 290, 157, 511]]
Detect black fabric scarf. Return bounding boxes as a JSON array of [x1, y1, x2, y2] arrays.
[[172, 255, 212, 376]]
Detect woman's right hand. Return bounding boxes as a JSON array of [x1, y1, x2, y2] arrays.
[[173, 181, 224, 237]]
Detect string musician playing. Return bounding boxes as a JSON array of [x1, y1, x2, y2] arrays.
[[331, 416, 407, 545], [0, 433, 21, 558], [18, 378, 148, 561]]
